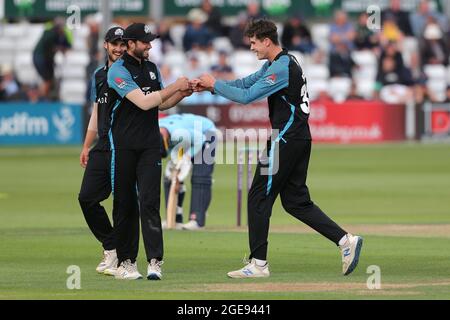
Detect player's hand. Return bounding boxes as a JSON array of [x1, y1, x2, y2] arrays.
[[176, 154, 192, 182], [199, 74, 216, 92], [190, 79, 209, 93], [189, 79, 202, 92], [176, 77, 190, 91], [180, 88, 194, 97], [80, 147, 89, 168]]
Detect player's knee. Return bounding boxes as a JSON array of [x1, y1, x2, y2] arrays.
[[78, 193, 90, 206], [78, 193, 98, 211], [281, 194, 313, 215]]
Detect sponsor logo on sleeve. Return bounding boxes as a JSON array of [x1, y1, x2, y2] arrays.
[[115, 77, 127, 89], [265, 74, 277, 85]]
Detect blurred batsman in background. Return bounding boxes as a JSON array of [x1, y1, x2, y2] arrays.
[[159, 114, 217, 231]]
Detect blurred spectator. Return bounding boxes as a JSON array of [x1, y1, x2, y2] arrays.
[[329, 42, 356, 78], [445, 86, 450, 102], [376, 55, 413, 104], [24, 85, 42, 103], [211, 51, 234, 80], [354, 12, 380, 50], [183, 9, 214, 51], [32, 18, 72, 100], [329, 10, 356, 52], [201, 0, 223, 37], [379, 41, 406, 73], [184, 53, 208, 79], [380, 13, 404, 46], [229, 12, 251, 49], [409, 53, 429, 104], [157, 20, 175, 54], [421, 22, 449, 66], [0, 65, 22, 101], [410, 0, 449, 39], [382, 0, 413, 36], [247, 1, 264, 20], [85, 14, 101, 79], [281, 14, 315, 54]]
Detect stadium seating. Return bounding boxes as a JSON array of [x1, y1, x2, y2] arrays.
[[424, 64, 448, 102], [60, 79, 87, 104], [2, 20, 450, 106], [212, 37, 233, 53], [311, 24, 330, 52], [329, 77, 352, 102]]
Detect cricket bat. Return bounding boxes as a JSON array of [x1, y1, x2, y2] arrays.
[[166, 148, 184, 229]]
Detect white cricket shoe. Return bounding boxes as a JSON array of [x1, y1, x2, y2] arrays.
[[115, 259, 143, 280], [227, 259, 270, 279], [161, 220, 183, 230], [147, 259, 163, 280], [340, 234, 363, 276], [96, 249, 118, 274], [182, 220, 203, 231]]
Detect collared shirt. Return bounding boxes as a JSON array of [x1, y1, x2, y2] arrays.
[[107, 52, 163, 150], [214, 49, 312, 141]]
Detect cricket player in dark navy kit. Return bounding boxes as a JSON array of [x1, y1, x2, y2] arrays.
[[194, 20, 363, 278], [107, 23, 191, 280], [78, 27, 128, 276]]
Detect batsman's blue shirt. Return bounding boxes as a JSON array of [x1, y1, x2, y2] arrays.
[[159, 114, 216, 158], [214, 49, 312, 141]]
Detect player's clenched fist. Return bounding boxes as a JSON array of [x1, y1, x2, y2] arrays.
[[80, 147, 89, 168], [175, 77, 190, 91]]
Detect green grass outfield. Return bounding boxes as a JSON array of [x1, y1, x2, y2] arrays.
[[0, 143, 449, 300]]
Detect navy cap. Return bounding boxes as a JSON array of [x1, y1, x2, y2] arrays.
[[123, 23, 159, 43], [104, 26, 125, 43]]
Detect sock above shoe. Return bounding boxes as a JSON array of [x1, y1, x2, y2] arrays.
[[253, 258, 267, 267]]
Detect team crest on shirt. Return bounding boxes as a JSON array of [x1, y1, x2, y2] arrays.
[[115, 77, 127, 89], [265, 74, 277, 85], [149, 72, 157, 80]]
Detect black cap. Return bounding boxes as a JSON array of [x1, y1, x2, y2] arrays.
[[123, 23, 159, 43], [104, 27, 125, 43]]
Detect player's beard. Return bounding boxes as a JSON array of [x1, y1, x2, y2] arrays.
[[133, 47, 149, 61]]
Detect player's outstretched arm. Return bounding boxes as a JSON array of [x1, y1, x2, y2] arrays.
[[197, 58, 289, 105], [126, 77, 190, 111]]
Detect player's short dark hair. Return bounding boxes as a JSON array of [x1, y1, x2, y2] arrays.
[[244, 19, 279, 45]]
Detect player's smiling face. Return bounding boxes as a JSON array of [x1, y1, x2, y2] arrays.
[[249, 36, 268, 60], [105, 41, 126, 62]]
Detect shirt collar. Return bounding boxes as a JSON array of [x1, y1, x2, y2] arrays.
[[273, 48, 288, 62]]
